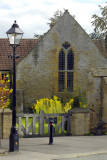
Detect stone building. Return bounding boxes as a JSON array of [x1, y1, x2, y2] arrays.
[[16, 10, 107, 130], [0, 10, 107, 131]]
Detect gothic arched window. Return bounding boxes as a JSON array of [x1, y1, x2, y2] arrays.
[[58, 42, 74, 92], [62, 41, 70, 49]]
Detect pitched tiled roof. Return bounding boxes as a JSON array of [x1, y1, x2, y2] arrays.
[[0, 38, 38, 71]]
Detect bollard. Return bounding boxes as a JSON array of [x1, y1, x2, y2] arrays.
[[49, 119, 54, 145], [49, 118, 57, 145]]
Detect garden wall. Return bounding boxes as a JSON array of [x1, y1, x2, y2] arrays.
[[0, 108, 91, 139], [17, 109, 91, 137], [71, 108, 91, 135], [0, 108, 12, 139]]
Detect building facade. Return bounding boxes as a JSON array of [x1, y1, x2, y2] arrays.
[[0, 10, 107, 131]]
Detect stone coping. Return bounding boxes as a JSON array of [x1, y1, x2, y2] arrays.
[[71, 108, 91, 113], [0, 108, 12, 113]]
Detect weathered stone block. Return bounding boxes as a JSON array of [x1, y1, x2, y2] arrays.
[[0, 109, 12, 139], [71, 108, 90, 135]]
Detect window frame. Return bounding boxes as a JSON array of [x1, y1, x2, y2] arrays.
[[58, 43, 74, 92]]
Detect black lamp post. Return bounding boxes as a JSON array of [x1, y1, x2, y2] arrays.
[[6, 21, 24, 152]]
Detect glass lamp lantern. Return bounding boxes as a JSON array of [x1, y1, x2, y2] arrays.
[[6, 20, 24, 45]]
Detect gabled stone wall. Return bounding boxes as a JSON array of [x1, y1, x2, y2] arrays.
[[16, 11, 107, 129]]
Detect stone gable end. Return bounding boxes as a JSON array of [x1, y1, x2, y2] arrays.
[[16, 10, 107, 129]]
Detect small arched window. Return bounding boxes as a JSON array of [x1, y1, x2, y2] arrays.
[[59, 49, 65, 70], [62, 41, 70, 49]]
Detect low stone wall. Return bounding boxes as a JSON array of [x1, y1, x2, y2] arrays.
[[0, 108, 12, 139], [71, 108, 91, 136], [0, 108, 91, 139]]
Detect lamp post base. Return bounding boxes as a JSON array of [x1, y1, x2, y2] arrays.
[[9, 128, 19, 152]]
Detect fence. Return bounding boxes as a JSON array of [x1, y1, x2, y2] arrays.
[[16, 111, 71, 137], [0, 108, 90, 139]]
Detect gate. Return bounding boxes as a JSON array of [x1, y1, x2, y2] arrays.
[[16, 111, 71, 137]]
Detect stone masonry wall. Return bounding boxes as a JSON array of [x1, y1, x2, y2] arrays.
[[102, 77, 107, 123], [71, 108, 90, 135], [0, 108, 12, 139]]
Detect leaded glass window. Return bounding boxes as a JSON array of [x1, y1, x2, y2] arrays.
[[67, 49, 74, 70], [59, 49, 65, 70], [67, 72, 73, 92], [58, 72, 65, 92], [62, 42, 70, 49], [58, 42, 74, 92]]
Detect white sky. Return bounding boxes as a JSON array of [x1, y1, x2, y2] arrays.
[[0, 0, 106, 38]]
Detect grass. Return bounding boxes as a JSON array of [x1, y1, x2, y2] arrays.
[[17, 117, 39, 134]]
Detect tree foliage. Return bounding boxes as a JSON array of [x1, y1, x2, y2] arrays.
[[48, 10, 64, 24], [89, 32, 104, 39], [47, 9, 75, 27], [91, 3, 107, 37], [0, 74, 12, 108]]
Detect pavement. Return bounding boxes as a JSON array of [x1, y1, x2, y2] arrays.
[[0, 136, 107, 160]]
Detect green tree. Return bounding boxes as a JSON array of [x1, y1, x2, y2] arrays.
[[91, 3, 107, 38], [48, 9, 75, 26], [48, 10, 64, 24], [89, 32, 104, 39]]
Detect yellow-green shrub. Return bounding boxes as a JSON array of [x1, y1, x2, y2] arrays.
[[32, 89, 88, 114], [32, 96, 64, 114]]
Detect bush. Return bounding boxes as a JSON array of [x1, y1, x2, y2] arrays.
[[57, 89, 88, 109], [32, 96, 64, 114], [32, 89, 88, 114]]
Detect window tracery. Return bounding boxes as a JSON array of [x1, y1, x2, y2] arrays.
[[58, 42, 74, 92]]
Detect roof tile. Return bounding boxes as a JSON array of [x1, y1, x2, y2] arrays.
[[0, 38, 38, 71]]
